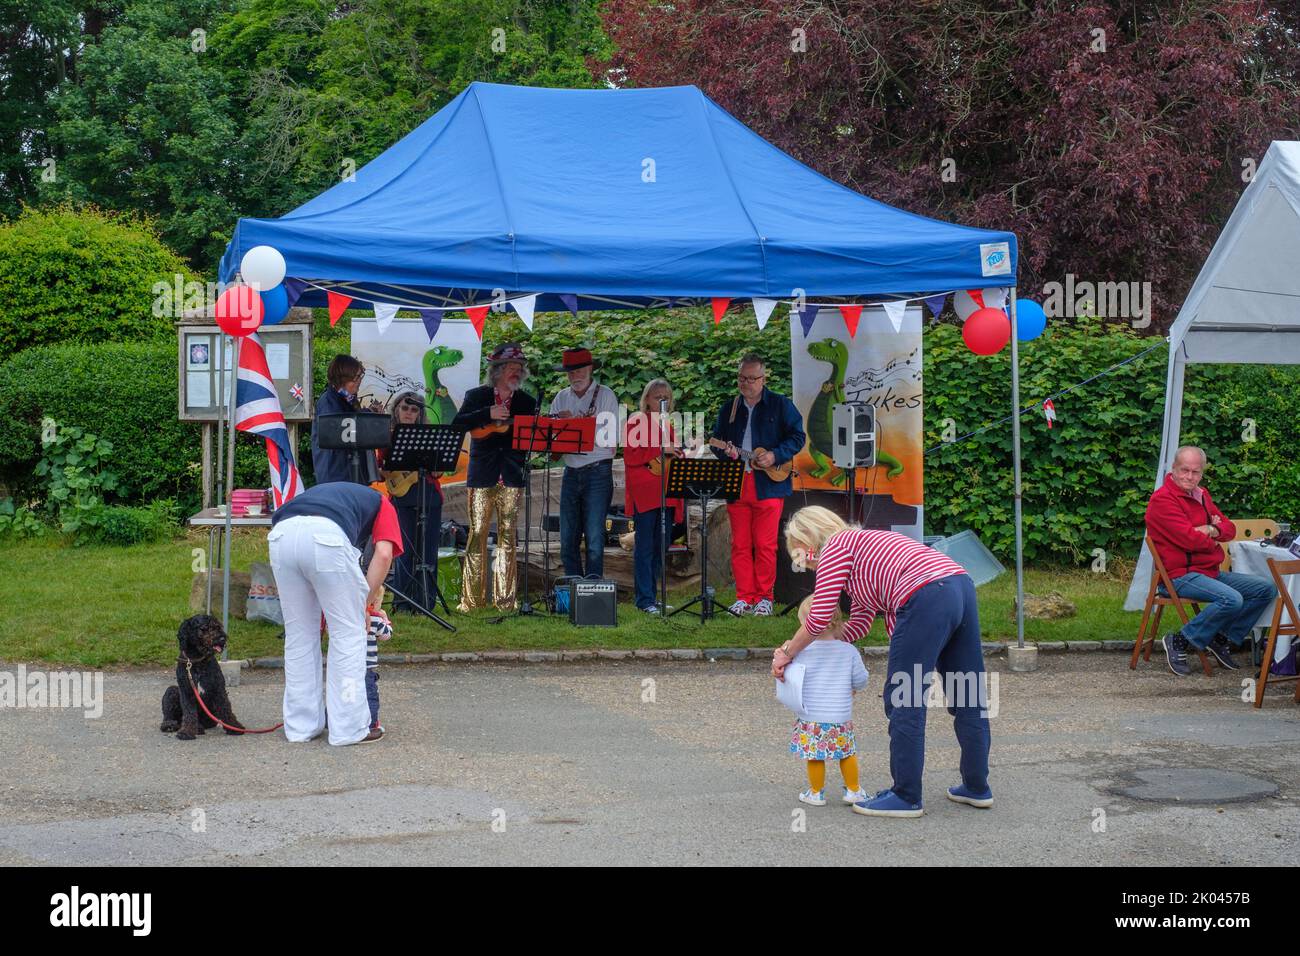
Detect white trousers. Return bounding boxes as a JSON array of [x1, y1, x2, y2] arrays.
[[268, 515, 370, 746]]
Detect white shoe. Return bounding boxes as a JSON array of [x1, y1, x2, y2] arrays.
[[798, 788, 827, 807], [753, 598, 774, 616], [842, 787, 867, 804], [642, 604, 661, 615], [728, 599, 752, 616]]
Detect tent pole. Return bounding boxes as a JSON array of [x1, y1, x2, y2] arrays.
[[1009, 287, 1025, 649], [221, 336, 241, 651]]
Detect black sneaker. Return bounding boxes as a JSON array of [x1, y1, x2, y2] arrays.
[[1162, 632, 1192, 676], [1207, 633, 1241, 670]]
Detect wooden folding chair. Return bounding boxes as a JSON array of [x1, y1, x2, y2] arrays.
[[1233, 518, 1277, 543], [1131, 535, 1213, 675], [1253, 557, 1300, 708]]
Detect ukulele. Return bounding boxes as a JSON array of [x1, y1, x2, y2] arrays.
[[706, 438, 794, 482]]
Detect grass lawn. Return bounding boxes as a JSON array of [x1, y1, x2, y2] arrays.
[[0, 531, 1139, 667]]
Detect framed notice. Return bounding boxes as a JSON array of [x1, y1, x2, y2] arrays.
[[176, 319, 313, 422]]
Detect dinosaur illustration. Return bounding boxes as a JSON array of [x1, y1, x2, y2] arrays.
[[805, 337, 903, 484], [422, 345, 464, 425]]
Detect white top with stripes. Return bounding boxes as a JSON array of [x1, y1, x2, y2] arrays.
[[804, 529, 966, 642], [793, 638, 869, 724]]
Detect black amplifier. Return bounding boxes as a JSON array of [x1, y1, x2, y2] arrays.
[[570, 579, 618, 627]]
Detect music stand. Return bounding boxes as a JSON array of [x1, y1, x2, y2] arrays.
[[665, 457, 745, 621], [509, 415, 596, 616], [386, 423, 465, 632]]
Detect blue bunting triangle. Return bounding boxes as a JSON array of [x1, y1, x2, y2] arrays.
[[417, 308, 443, 342], [796, 303, 819, 337]]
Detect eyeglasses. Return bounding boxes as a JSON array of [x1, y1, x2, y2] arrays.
[[737, 374, 765, 384]]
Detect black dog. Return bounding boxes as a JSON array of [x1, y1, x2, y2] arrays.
[[160, 615, 245, 740]]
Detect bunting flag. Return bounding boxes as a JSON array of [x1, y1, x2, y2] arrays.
[[753, 297, 777, 331], [882, 299, 908, 333], [510, 293, 538, 331], [559, 294, 579, 317], [982, 287, 1007, 310], [373, 302, 399, 335], [417, 308, 443, 342], [711, 297, 731, 324], [967, 289, 986, 310], [327, 291, 352, 327], [235, 334, 305, 507], [281, 277, 308, 310], [796, 303, 819, 337], [464, 305, 489, 339], [923, 293, 948, 318], [838, 304, 863, 338], [1043, 398, 1057, 429]]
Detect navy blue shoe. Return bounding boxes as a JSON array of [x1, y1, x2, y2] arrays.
[[1162, 632, 1192, 676], [852, 789, 923, 818], [946, 784, 994, 808], [1207, 633, 1241, 670]]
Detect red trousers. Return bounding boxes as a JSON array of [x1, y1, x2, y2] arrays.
[[726, 471, 784, 604]]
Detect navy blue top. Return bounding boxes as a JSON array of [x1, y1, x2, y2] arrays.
[[710, 387, 807, 499], [311, 387, 360, 485], [272, 482, 393, 551]]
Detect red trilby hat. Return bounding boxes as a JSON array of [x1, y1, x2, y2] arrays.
[[555, 347, 601, 372]]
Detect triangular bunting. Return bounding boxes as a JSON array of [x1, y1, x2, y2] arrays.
[[882, 300, 907, 334], [796, 304, 819, 338], [559, 294, 579, 318], [464, 305, 489, 339], [417, 308, 443, 342], [981, 287, 1007, 310], [373, 302, 399, 335], [712, 297, 731, 325], [967, 289, 986, 310], [923, 294, 948, 318], [753, 298, 777, 331], [838, 304, 863, 338], [327, 291, 352, 327], [281, 278, 308, 309], [510, 294, 538, 331]]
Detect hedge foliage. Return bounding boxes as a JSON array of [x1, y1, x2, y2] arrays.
[[2, 308, 1297, 564], [0, 206, 196, 354]]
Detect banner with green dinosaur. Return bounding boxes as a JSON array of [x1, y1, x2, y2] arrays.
[[790, 306, 924, 537], [350, 316, 483, 483]]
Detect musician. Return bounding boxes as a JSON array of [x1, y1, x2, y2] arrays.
[[451, 343, 539, 611], [623, 379, 685, 614], [549, 348, 619, 579], [711, 353, 806, 616], [377, 391, 443, 613], [311, 354, 382, 486]]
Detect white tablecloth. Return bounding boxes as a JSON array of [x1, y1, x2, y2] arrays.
[[1228, 541, 1296, 662]]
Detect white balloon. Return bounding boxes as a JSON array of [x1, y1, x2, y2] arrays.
[[981, 287, 1007, 310], [240, 245, 286, 290]]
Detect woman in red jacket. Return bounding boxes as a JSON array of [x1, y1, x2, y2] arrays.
[[623, 379, 686, 613], [1145, 446, 1276, 675]]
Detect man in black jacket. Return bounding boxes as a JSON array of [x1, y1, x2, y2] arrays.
[[451, 342, 539, 611]]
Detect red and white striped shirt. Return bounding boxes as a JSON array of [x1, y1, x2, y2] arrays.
[[804, 529, 966, 642]]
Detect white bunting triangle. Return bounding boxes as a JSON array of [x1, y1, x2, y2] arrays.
[[882, 300, 907, 333], [982, 287, 1008, 310], [373, 302, 399, 335], [510, 294, 538, 331], [752, 298, 777, 331]]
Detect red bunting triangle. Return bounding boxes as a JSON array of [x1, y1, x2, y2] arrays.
[[712, 297, 731, 325], [838, 304, 863, 338], [967, 289, 986, 310], [327, 291, 352, 327], [464, 306, 489, 339]]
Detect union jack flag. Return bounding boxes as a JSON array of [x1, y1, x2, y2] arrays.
[[235, 334, 306, 507], [289, 382, 304, 402]]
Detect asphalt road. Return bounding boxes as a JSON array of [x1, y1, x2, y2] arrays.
[[1, 654, 1297, 866]]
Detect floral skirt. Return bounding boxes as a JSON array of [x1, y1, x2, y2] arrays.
[[789, 720, 856, 761]]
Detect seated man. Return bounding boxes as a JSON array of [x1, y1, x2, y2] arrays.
[[1146, 445, 1277, 675]]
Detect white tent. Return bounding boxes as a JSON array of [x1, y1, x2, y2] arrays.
[[1124, 140, 1300, 610]]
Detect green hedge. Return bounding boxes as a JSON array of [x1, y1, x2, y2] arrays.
[[2, 310, 1297, 563], [0, 206, 196, 354]]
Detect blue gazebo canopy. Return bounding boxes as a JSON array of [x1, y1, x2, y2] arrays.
[[220, 82, 1017, 311]]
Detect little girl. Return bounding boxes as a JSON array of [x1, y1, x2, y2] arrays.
[[784, 596, 869, 806]]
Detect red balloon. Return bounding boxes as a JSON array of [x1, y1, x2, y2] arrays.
[[215, 286, 264, 337], [963, 307, 1011, 355]]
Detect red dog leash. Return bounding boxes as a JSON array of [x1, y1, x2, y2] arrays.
[[184, 658, 284, 734]]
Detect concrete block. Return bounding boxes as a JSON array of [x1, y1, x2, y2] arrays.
[[1007, 644, 1039, 672], [669, 649, 702, 660], [218, 660, 243, 686]]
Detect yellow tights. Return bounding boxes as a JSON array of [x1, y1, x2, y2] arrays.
[[806, 755, 859, 793]]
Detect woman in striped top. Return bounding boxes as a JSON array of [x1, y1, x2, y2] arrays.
[[773, 506, 992, 817]]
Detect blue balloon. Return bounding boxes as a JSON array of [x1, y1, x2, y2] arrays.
[[1012, 298, 1046, 341], [259, 284, 289, 326]]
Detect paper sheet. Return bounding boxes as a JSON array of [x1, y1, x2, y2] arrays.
[[186, 372, 210, 409], [775, 660, 807, 716], [266, 343, 290, 379]]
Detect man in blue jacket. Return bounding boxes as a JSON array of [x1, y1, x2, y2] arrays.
[[712, 353, 807, 615]]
